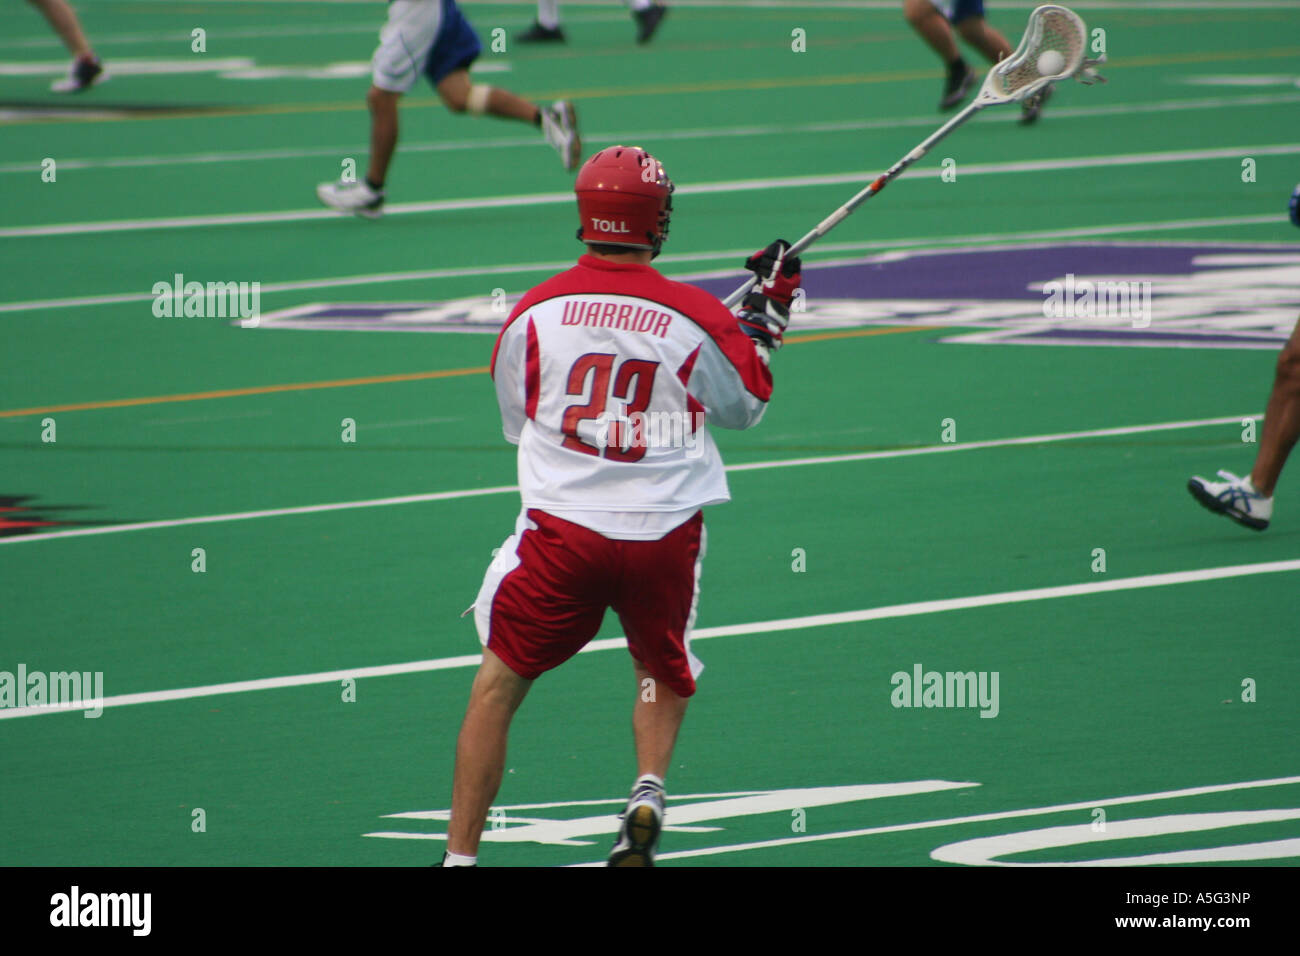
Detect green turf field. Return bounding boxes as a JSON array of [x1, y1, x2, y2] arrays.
[[2, 0, 1299, 868]]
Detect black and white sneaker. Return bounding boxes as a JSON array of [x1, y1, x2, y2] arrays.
[[517, 20, 566, 43], [51, 56, 106, 93], [939, 59, 973, 110], [1188, 470, 1272, 531], [633, 4, 669, 45], [541, 101, 582, 172], [316, 179, 385, 219], [608, 776, 665, 867]]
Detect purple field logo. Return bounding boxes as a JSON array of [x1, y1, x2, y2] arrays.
[[246, 243, 1298, 349]]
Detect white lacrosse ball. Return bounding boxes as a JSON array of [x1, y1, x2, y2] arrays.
[[1036, 50, 1065, 75]]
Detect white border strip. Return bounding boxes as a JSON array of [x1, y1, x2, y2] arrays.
[[0, 414, 1259, 546], [3, 557, 1297, 720], [4, 144, 1297, 240]]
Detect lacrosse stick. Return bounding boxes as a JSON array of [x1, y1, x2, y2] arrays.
[[723, 3, 1106, 309]]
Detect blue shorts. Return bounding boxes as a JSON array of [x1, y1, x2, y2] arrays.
[[425, 0, 481, 85], [372, 0, 481, 94], [938, 0, 985, 24]]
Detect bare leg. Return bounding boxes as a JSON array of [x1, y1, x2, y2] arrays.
[[364, 85, 401, 187], [1250, 317, 1300, 497], [955, 15, 1013, 64], [436, 68, 540, 124], [446, 648, 533, 857], [27, 0, 94, 59], [631, 661, 688, 780], [902, 0, 960, 64]]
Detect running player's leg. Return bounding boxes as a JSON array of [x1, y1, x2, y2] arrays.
[[445, 511, 613, 864], [903, 0, 961, 64], [950, 5, 1053, 123], [609, 513, 703, 865], [1188, 314, 1300, 530], [428, 2, 582, 170], [31, 0, 105, 92], [435, 68, 581, 170], [1251, 314, 1300, 497], [445, 648, 533, 861], [903, 0, 973, 110], [317, 0, 438, 215], [28, 0, 93, 58], [435, 68, 536, 123], [631, 659, 689, 780], [952, 10, 1011, 64], [365, 85, 401, 188]]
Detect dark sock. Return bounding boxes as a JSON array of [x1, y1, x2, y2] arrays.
[[533, 108, 543, 128], [365, 176, 384, 193], [947, 56, 967, 76]]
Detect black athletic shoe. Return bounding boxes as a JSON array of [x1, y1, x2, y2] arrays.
[[634, 4, 668, 45], [51, 56, 105, 93], [939, 59, 974, 110], [1019, 83, 1054, 125], [517, 20, 566, 43]]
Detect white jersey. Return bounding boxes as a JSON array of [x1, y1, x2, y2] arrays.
[[491, 254, 773, 536]]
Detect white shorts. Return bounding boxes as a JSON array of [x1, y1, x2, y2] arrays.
[[372, 0, 440, 93]]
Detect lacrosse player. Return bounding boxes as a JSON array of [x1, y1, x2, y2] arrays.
[[1189, 314, 1300, 531], [517, 1, 668, 44], [316, 0, 581, 218], [902, 0, 1051, 123], [441, 146, 800, 867]]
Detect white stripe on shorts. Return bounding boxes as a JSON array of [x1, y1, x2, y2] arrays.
[[473, 509, 535, 647]]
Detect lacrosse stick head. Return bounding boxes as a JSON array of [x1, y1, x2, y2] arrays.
[[976, 4, 1092, 106]]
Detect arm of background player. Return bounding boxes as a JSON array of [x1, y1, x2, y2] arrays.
[[490, 314, 533, 444], [683, 322, 773, 431]]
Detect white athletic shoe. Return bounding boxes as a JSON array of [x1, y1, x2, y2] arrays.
[[1187, 470, 1273, 531], [541, 101, 582, 172], [607, 776, 665, 867], [316, 179, 384, 219]]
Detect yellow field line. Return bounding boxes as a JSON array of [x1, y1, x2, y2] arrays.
[[0, 325, 928, 418], [785, 325, 931, 345], [0, 366, 489, 418]]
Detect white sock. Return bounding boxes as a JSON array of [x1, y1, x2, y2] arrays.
[[537, 0, 560, 29], [629, 0, 653, 12], [635, 772, 665, 791], [443, 851, 477, 867]]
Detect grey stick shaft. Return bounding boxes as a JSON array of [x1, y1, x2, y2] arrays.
[[722, 99, 985, 309]]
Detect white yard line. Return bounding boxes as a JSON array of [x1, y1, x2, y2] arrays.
[[4, 144, 1296, 240], [0, 413, 1258, 547], [6, 93, 1295, 176], [573, 775, 1300, 865], [0, 218, 1286, 315], [2, 555, 1296, 720]]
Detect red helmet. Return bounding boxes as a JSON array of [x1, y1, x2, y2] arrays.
[[575, 146, 674, 258]]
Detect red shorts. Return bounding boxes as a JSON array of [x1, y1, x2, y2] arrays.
[[473, 509, 705, 697]]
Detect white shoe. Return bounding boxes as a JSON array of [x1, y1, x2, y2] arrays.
[[607, 776, 664, 867], [316, 179, 384, 219], [51, 56, 106, 93], [1187, 470, 1273, 531], [541, 101, 581, 172]]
